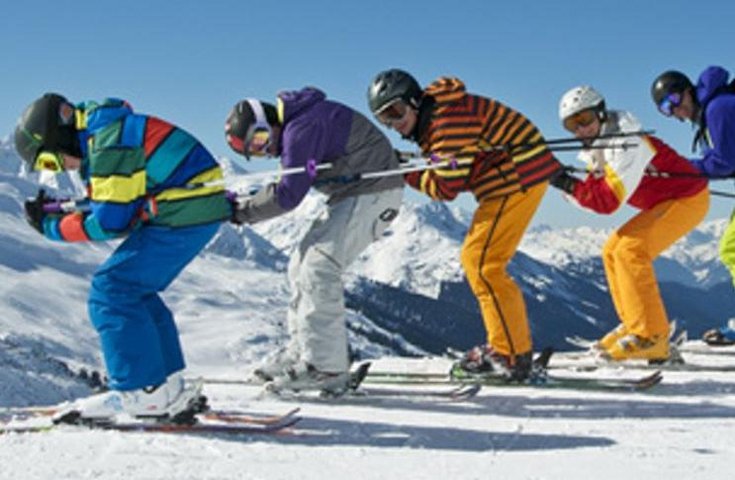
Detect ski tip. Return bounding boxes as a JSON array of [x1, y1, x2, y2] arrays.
[[353, 362, 372, 378], [52, 410, 82, 426], [348, 362, 372, 391], [636, 372, 664, 390], [534, 347, 554, 368], [286, 406, 302, 416], [459, 384, 482, 398]]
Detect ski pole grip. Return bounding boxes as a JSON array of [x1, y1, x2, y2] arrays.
[[225, 190, 239, 202], [42, 202, 64, 213], [306, 159, 318, 179]]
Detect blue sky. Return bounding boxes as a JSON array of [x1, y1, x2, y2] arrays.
[[2, 0, 733, 228]]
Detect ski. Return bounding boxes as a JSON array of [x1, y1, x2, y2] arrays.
[[0, 405, 301, 428], [354, 383, 481, 401], [551, 350, 735, 372], [200, 406, 301, 426], [674, 342, 735, 356], [436, 348, 661, 391], [0, 417, 300, 436], [0, 408, 301, 435], [259, 383, 481, 403], [362, 369, 663, 392], [258, 362, 481, 402]]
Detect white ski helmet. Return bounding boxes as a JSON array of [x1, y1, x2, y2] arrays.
[[558, 85, 606, 121]]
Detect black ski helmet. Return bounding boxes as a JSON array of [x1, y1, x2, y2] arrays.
[[224, 99, 278, 158], [651, 70, 694, 106], [14, 93, 79, 168], [367, 69, 423, 114]]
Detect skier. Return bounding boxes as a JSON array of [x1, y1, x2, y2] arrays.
[[367, 69, 561, 381], [652, 66, 735, 346], [553, 86, 709, 361], [224, 87, 403, 392], [14, 93, 232, 421]]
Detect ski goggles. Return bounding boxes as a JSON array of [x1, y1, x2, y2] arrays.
[[243, 128, 271, 158], [657, 92, 683, 117], [34, 151, 64, 172], [563, 109, 598, 132], [375, 98, 410, 126]]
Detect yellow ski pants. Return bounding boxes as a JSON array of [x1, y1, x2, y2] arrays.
[[460, 183, 547, 357], [602, 189, 709, 338]]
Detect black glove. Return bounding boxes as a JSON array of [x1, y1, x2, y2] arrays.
[[24, 189, 49, 234], [229, 194, 254, 225], [549, 168, 581, 195], [395, 149, 411, 164]]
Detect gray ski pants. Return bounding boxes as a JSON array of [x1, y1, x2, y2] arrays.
[[286, 187, 402, 372]]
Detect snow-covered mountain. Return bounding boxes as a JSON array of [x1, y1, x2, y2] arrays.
[[1, 137, 733, 407], [521, 220, 730, 288]]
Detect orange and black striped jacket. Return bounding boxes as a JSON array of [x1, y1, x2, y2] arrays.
[[405, 77, 561, 202]]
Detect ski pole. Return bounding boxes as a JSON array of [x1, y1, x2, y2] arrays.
[[398, 130, 654, 160], [547, 143, 637, 153], [232, 159, 333, 181], [711, 190, 735, 199], [564, 165, 735, 181], [39, 158, 332, 213], [313, 143, 636, 186], [42, 199, 88, 213]]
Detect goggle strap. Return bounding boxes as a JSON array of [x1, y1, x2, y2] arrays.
[[246, 98, 270, 132]]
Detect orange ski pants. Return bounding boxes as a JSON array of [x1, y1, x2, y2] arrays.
[[460, 183, 547, 357], [602, 188, 709, 338]]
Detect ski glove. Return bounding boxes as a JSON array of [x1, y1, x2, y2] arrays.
[[229, 184, 288, 225], [549, 168, 581, 195], [396, 149, 410, 164], [231, 198, 252, 225], [24, 189, 49, 234]]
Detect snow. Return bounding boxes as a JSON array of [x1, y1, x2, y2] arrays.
[[2, 140, 735, 479], [2, 356, 735, 480]]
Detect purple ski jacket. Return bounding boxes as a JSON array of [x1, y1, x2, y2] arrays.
[[236, 87, 402, 224], [691, 66, 735, 177]]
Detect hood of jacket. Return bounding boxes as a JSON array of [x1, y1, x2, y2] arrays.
[[696, 66, 731, 107], [277, 87, 327, 124], [423, 77, 467, 107]]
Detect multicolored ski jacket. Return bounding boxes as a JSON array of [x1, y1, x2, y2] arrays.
[[405, 77, 560, 202], [565, 111, 707, 214], [691, 66, 735, 177], [42, 99, 230, 242]]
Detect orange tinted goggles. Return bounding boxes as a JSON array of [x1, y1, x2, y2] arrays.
[[563, 109, 598, 132], [34, 151, 64, 172], [246, 129, 271, 156]]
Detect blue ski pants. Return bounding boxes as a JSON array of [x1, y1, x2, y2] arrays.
[[88, 223, 220, 391]]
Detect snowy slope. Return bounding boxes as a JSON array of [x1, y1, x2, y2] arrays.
[[2, 354, 735, 480]]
